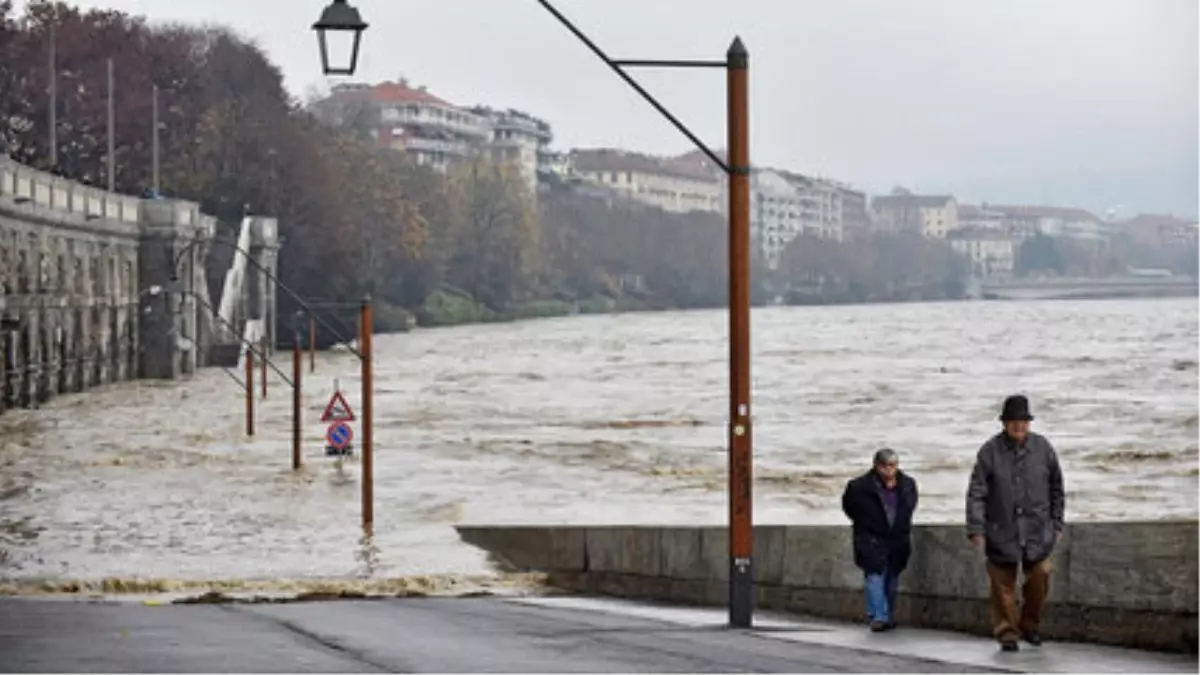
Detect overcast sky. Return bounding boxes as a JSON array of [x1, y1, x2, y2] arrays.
[[25, 0, 1200, 218]]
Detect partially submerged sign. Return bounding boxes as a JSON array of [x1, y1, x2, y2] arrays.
[[321, 390, 356, 423]]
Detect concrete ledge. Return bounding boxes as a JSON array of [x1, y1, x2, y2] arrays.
[[455, 522, 1199, 653]]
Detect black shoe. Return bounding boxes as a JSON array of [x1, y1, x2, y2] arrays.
[[869, 621, 887, 632], [1000, 639, 1020, 652], [1022, 631, 1043, 646], [884, 621, 897, 631]]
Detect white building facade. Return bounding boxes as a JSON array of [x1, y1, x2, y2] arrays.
[[309, 80, 554, 196], [948, 227, 1016, 278], [750, 169, 846, 269], [571, 149, 722, 214]]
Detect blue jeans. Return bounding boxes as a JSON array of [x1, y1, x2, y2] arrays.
[[864, 564, 900, 624]]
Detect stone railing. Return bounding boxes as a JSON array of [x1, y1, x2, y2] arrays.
[[0, 155, 141, 228]]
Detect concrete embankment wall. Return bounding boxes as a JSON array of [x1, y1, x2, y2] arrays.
[[456, 522, 1198, 653]]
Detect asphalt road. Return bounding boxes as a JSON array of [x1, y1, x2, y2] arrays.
[[0, 596, 1002, 673]]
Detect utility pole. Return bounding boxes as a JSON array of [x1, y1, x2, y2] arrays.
[[106, 58, 115, 192], [152, 84, 160, 196], [48, 21, 57, 169], [726, 37, 754, 629]]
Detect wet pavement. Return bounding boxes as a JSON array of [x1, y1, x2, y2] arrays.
[[0, 298, 1196, 585], [1, 595, 1193, 673]]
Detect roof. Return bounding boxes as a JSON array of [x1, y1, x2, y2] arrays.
[[872, 194, 956, 209], [988, 205, 1100, 223], [571, 148, 720, 182], [947, 226, 1013, 242], [1121, 213, 1198, 229], [326, 81, 453, 108]]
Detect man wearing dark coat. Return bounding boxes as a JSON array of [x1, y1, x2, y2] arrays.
[[841, 448, 919, 632], [967, 394, 1066, 652]]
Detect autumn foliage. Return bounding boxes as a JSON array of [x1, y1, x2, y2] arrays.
[[0, 0, 733, 334]]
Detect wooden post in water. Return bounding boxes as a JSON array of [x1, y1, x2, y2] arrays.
[[360, 296, 374, 531], [260, 337, 268, 399], [309, 316, 316, 373], [245, 349, 255, 437], [293, 325, 302, 470]]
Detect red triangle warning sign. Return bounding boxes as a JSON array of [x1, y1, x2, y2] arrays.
[[321, 390, 356, 422]]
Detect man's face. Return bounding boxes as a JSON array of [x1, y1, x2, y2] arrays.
[[1004, 420, 1030, 442], [875, 460, 898, 482]]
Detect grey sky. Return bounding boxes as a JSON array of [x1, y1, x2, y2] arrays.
[[29, 0, 1200, 217]]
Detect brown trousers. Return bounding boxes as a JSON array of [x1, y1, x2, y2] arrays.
[[986, 557, 1053, 640]]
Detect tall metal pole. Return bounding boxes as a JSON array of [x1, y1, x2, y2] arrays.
[[260, 337, 268, 399], [360, 296, 374, 531], [106, 58, 115, 192], [726, 36, 754, 629], [309, 317, 316, 373], [293, 323, 303, 471], [152, 84, 160, 195], [48, 22, 57, 169], [245, 349, 255, 437]]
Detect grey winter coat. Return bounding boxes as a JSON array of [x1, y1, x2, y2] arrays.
[[966, 431, 1065, 565]]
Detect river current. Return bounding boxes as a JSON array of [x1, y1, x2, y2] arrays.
[[1, 298, 1195, 588]]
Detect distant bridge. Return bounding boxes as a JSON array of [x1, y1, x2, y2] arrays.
[[979, 276, 1198, 301]]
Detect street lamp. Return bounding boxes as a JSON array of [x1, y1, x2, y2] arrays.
[[312, 0, 369, 76], [311, 1, 755, 629]]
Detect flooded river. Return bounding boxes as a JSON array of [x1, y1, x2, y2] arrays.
[[1, 298, 1196, 588]]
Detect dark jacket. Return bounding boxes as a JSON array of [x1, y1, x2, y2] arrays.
[[966, 431, 1065, 565], [841, 469, 918, 575]]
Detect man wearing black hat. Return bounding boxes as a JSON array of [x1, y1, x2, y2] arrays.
[[966, 394, 1065, 652]]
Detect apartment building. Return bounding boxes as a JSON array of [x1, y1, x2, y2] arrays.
[[571, 149, 722, 214], [470, 106, 553, 194], [988, 205, 1105, 241], [750, 169, 845, 269], [947, 227, 1016, 278], [871, 192, 958, 238], [308, 80, 554, 195]]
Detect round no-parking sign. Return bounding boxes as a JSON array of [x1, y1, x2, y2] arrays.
[[326, 422, 354, 450]]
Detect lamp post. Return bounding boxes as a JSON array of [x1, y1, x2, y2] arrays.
[[311, 0, 754, 627], [312, 0, 369, 75]]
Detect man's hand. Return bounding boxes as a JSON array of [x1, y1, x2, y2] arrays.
[[970, 534, 985, 550]]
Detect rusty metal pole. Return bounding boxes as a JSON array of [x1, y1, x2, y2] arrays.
[[309, 316, 316, 373], [293, 325, 302, 470], [245, 349, 255, 437], [260, 337, 268, 399], [726, 36, 754, 628], [360, 296, 374, 531]]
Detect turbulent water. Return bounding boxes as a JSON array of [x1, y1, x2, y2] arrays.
[[0, 298, 1196, 588]]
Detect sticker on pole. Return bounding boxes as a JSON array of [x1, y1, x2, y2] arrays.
[[326, 422, 354, 451], [321, 390, 356, 422]]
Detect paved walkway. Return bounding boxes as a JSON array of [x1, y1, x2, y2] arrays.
[[0, 594, 1193, 673], [513, 596, 1198, 674]]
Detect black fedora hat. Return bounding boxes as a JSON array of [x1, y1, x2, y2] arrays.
[[999, 395, 1034, 422]]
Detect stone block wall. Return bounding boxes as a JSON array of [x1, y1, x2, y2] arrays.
[[455, 522, 1199, 653]]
